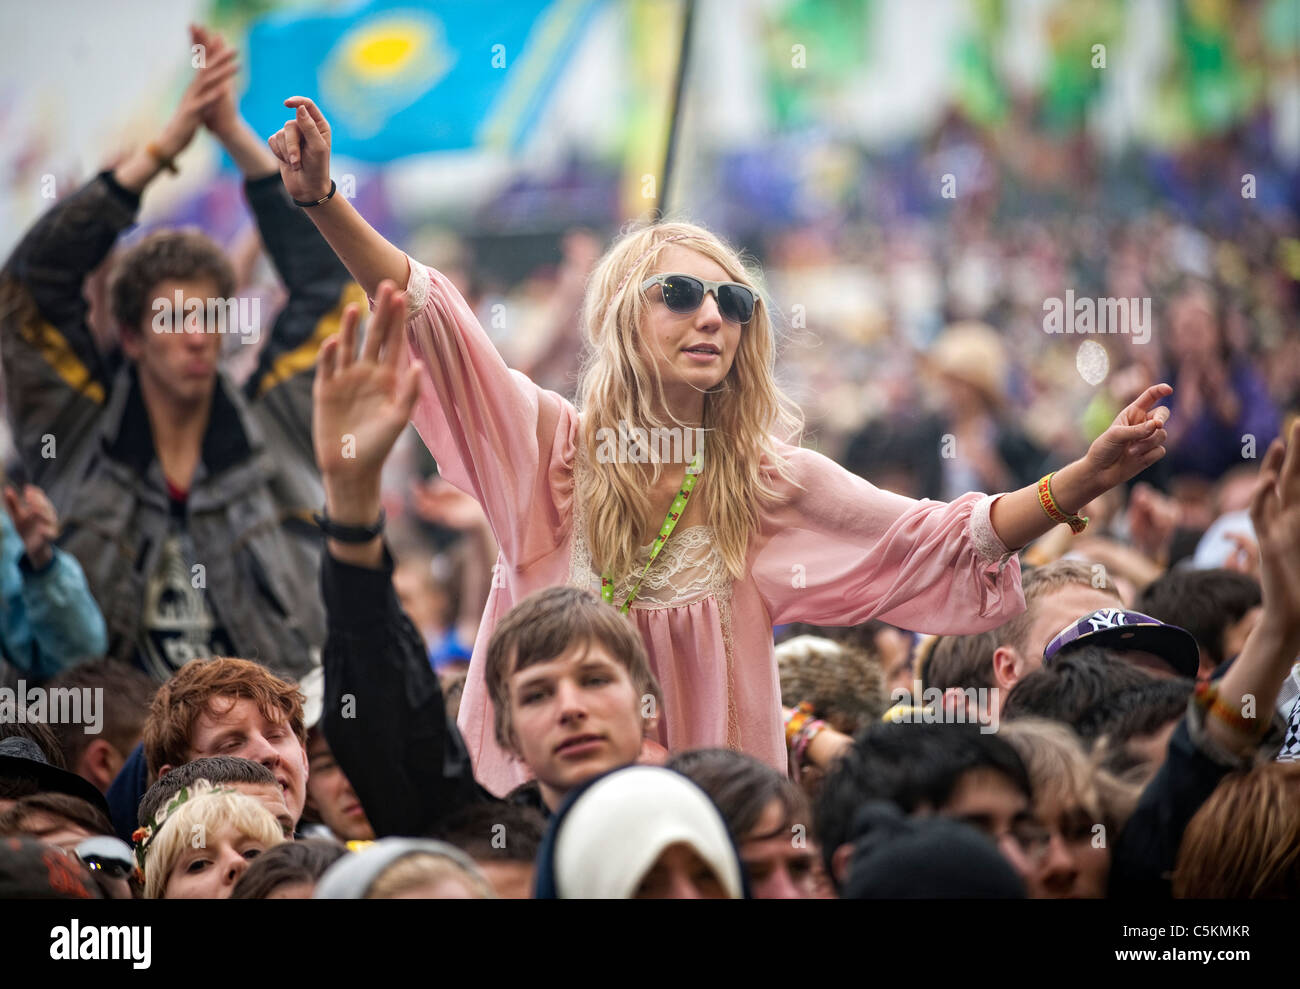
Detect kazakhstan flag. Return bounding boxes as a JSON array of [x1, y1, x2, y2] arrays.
[[241, 0, 602, 162]]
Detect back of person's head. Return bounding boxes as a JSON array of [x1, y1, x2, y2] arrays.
[[668, 748, 811, 842], [776, 635, 887, 735], [45, 660, 157, 791], [1173, 762, 1300, 898], [137, 757, 278, 829], [433, 800, 545, 863], [923, 630, 999, 691], [431, 800, 545, 898], [109, 229, 235, 336], [843, 801, 1025, 899], [815, 722, 1030, 887], [1077, 676, 1194, 783], [0, 792, 115, 842], [314, 838, 496, 899], [143, 658, 305, 777], [484, 586, 661, 753], [1002, 645, 1159, 726], [230, 838, 347, 899], [1136, 568, 1261, 669]]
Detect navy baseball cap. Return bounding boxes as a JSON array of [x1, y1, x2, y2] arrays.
[[1043, 608, 1200, 679]]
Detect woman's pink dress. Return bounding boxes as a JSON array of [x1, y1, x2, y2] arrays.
[[395, 258, 1026, 797]]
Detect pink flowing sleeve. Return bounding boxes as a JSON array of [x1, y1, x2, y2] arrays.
[[389, 257, 577, 567], [751, 442, 1025, 633]]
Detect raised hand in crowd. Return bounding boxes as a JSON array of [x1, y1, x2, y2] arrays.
[[112, 26, 239, 192], [189, 24, 281, 177], [1126, 482, 1181, 565], [4, 484, 59, 571], [1206, 419, 1300, 755], [313, 283, 424, 569]]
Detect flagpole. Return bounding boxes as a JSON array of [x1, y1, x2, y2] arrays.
[[657, 0, 696, 218]]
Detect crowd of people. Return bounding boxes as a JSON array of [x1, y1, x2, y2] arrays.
[[1, 25, 1299, 903]]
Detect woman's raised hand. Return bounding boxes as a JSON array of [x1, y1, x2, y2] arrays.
[[268, 96, 333, 203], [1083, 383, 1174, 493]]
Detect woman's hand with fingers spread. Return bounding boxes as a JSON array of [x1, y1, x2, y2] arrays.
[[313, 281, 423, 523], [1084, 383, 1173, 493], [268, 96, 333, 203]]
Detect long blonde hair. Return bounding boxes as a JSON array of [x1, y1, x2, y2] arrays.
[[576, 221, 802, 582]]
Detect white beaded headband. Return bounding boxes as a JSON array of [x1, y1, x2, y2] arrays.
[[613, 234, 702, 296]]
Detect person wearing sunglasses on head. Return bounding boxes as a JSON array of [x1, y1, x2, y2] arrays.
[[267, 97, 1177, 799]]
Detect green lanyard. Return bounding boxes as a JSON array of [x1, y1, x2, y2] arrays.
[[601, 452, 702, 614]]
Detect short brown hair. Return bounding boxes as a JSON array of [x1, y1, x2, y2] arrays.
[[109, 229, 235, 333], [996, 560, 1123, 657], [46, 660, 157, 770], [143, 658, 305, 778], [923, 630, 999, 691], [484, 587, 661, 753], [1173, 762, 1300, 898], [0, 792, 115, 840]]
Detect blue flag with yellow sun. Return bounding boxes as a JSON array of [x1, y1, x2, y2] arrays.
[[241, 0, 601, 162]]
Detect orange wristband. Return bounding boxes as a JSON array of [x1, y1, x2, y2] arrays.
[[146, 142, 178, 175]]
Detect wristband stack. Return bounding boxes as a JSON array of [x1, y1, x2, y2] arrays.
[[1193, 680, 1268, 739], [785, 701, 827, 773]]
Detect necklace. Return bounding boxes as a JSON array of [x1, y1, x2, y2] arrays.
[[600, 451, 703, 613]]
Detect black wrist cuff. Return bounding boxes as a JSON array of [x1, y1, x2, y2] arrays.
[[314, 507, 385, 543]]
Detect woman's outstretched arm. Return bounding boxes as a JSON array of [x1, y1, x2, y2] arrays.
[[266, 96, 408, 297], [988, 383, 1173, 551]]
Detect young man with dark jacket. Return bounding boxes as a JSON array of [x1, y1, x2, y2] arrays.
[[0, 27, 360, 682]]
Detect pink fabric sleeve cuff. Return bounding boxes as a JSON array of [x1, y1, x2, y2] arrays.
[[970, 493, 1016, 569], [366, 255, 430, 316], [401, 255, 430, 315]]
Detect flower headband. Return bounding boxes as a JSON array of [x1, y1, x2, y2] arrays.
[[131, 779, 235, 884]]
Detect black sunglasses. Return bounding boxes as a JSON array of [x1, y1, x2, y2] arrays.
[[642, 274, 756, 325]]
